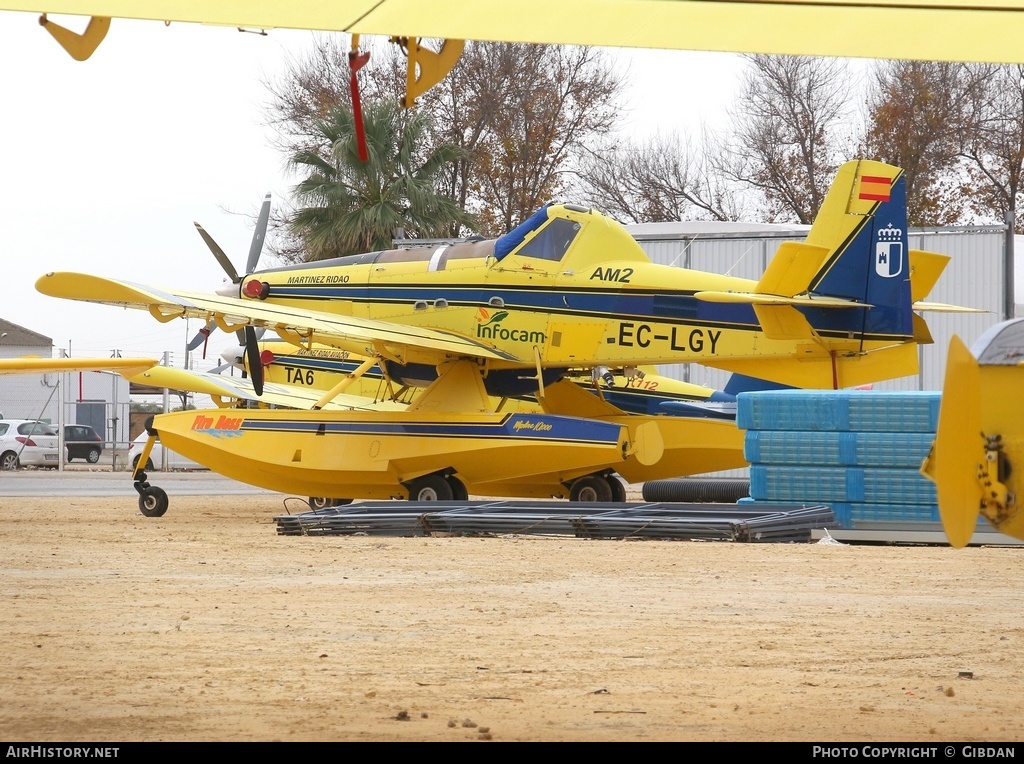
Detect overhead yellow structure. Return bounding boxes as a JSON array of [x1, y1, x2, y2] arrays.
[[5, 1, 1024, 65]]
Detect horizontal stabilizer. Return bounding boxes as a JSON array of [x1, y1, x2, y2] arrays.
[[909, 250, 949, 303], [695, 291, 866, 308], [755, 241, 830, 297], [752, 304, 816, 341], [912, 313, 933, 345], [912, 301, 987, 313]]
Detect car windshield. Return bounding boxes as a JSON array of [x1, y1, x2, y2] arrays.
[[18, 422, 57, 437]]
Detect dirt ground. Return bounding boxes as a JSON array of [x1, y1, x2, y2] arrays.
[[2, 491, 1024, 743]]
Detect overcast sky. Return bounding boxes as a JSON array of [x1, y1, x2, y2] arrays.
[[0, 11, 757, 368], [22, 11, 1020, 372]]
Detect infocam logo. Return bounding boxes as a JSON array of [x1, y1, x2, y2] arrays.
[[192, 414, 245, 437], [476, 307, 508, 327], [475, 307, 546, 344]]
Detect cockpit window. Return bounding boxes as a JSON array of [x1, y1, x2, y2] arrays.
[[517, 218, 581, 262]]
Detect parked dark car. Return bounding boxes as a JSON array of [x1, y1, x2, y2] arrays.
[[64, 424, 104, 463]]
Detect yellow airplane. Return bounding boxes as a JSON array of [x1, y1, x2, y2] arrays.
[[28, 159, 955, 515], [225, 338, 745, 419], [921, 320, 1024, 548]]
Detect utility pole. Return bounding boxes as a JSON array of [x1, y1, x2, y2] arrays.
[[1006, 209, 1017, 320]]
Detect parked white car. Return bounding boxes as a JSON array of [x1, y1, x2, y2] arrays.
[[0, 420, 61, 470], [128, 432, 206, 471]]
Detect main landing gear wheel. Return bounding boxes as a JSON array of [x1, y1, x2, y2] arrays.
[[138, 486, 169, 518], [606, 475, 627, 503], [448, 475, 469, 500], [570, 474, 614, 503], [309, 497, 353, 509], [407, 474, 454, 501]]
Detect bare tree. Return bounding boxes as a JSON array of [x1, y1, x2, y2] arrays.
[[576, 130, 745, 223], [264, 38, 624, 245], [862, 60, 984, 226], [954, 63, 1024, 319], [957, 64, 1024, 228], [721, 55, 856, 224], [423, 43, 623, 235], [263, 36, 406, 157]]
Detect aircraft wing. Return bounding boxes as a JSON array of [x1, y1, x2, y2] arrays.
[[0, 356, 159, 376], [0, 354, 407, 411], [36, 272, 521, 366], [128, 366, 408, 412], [5, 1, 1024, 64]]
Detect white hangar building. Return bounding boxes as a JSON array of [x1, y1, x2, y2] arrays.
[[0, 319, 132, 451]]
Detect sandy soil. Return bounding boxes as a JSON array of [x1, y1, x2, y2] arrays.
[[2, 492, 1024, 743]]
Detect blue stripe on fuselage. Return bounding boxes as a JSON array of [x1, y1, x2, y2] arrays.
[[238, 413, 623, 444], [261, 282, 909, 340]]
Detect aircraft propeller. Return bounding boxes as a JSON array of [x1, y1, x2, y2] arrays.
[[215, 336, 275, 395], [243, 326, 265, 396], [187, 192, 272, 356]]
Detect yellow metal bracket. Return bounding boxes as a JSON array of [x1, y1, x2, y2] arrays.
[[977, 434, 1015, 531], [39, 14, 111, 61], [391, 37, 465, 108]]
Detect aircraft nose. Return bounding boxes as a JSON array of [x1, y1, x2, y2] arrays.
[[215, 280, 238, 298], [220, 345, 246, 370]]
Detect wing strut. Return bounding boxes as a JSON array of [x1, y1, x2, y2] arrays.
[[39, 14, 110, 61], [311, 356, 379, 410]]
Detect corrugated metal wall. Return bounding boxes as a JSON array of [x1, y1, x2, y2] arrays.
[[633, 225, 1005, 393]]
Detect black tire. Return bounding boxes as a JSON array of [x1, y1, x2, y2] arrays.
[[86, 448, 101, 464], [407, 474, 454, 501], [133, 456, 155, 472], [138, 486, 169, 518], [570, 474, 613, 503], [448, 475, 469, 500], [1, 451, 19, 471], [309, 497, 353, 509], [605, 475, 627, 503]]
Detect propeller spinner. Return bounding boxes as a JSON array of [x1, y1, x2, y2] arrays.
[[187, 192, 272, 356]]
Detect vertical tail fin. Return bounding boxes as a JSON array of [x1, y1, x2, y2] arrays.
[[697, 160, 945, 389], [804, 160, 914, 342]]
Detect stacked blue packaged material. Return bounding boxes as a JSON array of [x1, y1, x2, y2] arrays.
[[738, 390, 941, 528]]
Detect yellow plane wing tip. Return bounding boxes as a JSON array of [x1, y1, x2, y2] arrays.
[[924, 334, 986, 548]]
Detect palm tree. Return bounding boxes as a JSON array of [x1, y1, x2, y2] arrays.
[[288, 100, 475, 260]]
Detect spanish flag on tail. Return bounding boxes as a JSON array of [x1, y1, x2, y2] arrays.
[[858, 175, 892, 202]]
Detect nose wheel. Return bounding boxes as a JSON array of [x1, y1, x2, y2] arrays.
[[134, 470, 169, 517]]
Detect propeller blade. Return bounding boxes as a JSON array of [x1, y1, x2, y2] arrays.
[[244, 326, 264, 396], [209, 361, 233, 374], [195, 222, 241, 283], [187, 319, 216, 352], [234, 326, 264, 344], [246, 192, 271, 275]]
